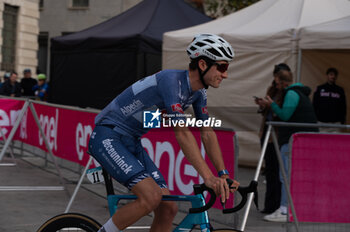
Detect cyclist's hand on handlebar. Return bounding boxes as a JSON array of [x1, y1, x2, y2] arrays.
[[204, 176, 231, 204], [222, 176, 239, 193]]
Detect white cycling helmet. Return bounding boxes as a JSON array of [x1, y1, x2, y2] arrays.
[[187, 33, 234, 62]]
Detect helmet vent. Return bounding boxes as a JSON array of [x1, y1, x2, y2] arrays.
[[227, 47, 233, 55], [189, 46, 196, 51], [195, 42, 206, 47], [207, 48, 222, 57], [219, 47, 232, 59], [204, 39, 215, 44]]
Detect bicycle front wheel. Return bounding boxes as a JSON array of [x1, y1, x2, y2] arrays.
[[37, 213, 101, 232]]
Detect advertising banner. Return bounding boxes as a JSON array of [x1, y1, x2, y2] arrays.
[[0, 98, 236, 208], [0, 99, 25, 139], [290, 133, 350, 223]]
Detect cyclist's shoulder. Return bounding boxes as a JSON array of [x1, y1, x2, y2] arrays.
[[156, 69, 187, 81]]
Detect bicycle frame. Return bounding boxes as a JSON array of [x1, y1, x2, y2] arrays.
[[100, 167, 257, 232], [37, 168, 257, 232], [107, 194, 212, 231]]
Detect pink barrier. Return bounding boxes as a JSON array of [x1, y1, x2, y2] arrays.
[[0, 98, 25, 136], [142, 127, 236, 208], [290, 133, 350, 223], [0, 98, 236, 208]]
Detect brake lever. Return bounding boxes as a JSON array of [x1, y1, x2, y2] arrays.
[[221, 178, 236, 209], [222, 180, 258, 214]]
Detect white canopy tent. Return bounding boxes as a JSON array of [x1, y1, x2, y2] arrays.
[[163, 0, 350, 165], [298, 15, 350, 100]]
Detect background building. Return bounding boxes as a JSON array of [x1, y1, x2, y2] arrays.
[[0, 0, 39, 77], [38, 0, 141, 78]]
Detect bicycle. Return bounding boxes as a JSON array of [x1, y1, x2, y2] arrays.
[[37, 168, 257, 232]]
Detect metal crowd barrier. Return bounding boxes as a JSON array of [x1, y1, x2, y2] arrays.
[[240, 121, 350, 232]]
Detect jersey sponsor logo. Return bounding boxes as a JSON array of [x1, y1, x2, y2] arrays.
[[120, 100, 144, 116], [143, 109, 161, 128], [102, 139, 133, 174], [320, 89, 340, 98], [201, 106, 208, 115], [152, 171, 160, 180], [171, 103, 184, 114], [199, 89, 207, 100]]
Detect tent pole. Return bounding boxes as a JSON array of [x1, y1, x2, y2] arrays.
[[296, 48, 302, 83]]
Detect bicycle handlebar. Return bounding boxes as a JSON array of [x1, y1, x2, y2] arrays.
[[223, 180, 258, 214], [189, 183, 216, 214], [188, 179, 258, 214]]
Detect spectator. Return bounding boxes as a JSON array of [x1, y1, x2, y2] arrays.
[[0, 72, 10, 89], [33, 74, 49, 101], [0, 71, 21, 97], [313, 67, 346, 132], [260, 68, 318, 222], [255, 64, 290, 214], [20, 68, 37, 97]]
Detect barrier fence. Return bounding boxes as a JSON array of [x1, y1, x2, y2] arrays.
[[240, 121, 350, 232], [288, 133, 350, 232], [0, 97, 237, 211], [3, 97, 350, 231]]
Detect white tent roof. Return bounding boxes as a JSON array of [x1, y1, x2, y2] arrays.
[[163, 0, 350, 54], [299, 15, 350, 49], [223, 0, 350, 51], [162, 0, 276, 54], [162, 0, 350, 165]]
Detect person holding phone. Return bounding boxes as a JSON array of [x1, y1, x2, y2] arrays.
[[259, 66, 318, 222], [254, 64, 287, 215]]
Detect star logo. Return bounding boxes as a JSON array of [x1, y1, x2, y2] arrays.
[[143, 109, 161, 128], [151, 109, 162, 122]]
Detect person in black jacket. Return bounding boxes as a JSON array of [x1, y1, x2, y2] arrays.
[[260, 69, 318, 222], [313, 67, 346, 132], [20, 69, 37, 97], [255, 64, 288, 215], [0, 71, 21, 97]]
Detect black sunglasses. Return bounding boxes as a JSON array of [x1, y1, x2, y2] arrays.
[[214, 62, 229, 73]]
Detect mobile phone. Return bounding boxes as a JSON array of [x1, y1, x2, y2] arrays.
[[253, 96, 261, 100]]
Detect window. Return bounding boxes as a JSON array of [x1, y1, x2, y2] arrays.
[[39, 0, 44, 9], [72, 0, 89, 8], [1, 4, 18, 71], [38, 32, 49, 74]]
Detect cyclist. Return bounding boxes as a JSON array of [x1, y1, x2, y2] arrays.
[[88, 33, 240, 232]]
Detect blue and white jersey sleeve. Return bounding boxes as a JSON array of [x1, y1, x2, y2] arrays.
[[156, 71, 188, 121], [192, 89, 209, 121]]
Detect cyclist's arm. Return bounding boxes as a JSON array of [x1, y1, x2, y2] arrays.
[[199, 127, 226, 174], [199, 127, 239, 192], [173, 126, 213, 180], [173, 125, 230, 203]]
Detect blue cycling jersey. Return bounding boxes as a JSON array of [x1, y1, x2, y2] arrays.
[[95, 70, 208, 138]]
